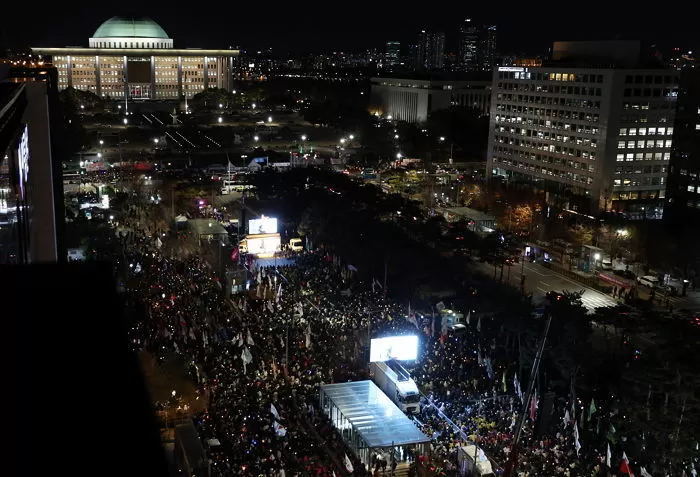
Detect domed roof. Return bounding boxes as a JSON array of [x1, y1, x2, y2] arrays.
[[93, 16, 169, 39]]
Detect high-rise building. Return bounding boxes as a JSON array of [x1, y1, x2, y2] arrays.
[[385, 42, 401, 68], [0, 64, 64, 263], [458, 19, 479, 71], [480, 25, 497, 71], [31, 16, 239, 101], [664, 69, 700, 225], [458, 20, 497, 72], [415, 30, 445, 71], [487, 41, 679, 216]]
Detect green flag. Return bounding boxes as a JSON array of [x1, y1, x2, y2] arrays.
[[588, 398, 597, 422], [502, 371, 507, 393]]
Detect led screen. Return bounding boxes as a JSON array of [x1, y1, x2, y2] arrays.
[[246, 234, 281, 258], [248, 217, 278, 235], [369, 335, 418, 362]]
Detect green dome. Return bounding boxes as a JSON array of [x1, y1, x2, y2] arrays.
[[93, 16, 169, 39]]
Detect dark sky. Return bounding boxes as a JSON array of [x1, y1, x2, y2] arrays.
[[3, 2, 697, 56]]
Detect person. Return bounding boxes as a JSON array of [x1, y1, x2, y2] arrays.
[[612, 286, 617, 298]]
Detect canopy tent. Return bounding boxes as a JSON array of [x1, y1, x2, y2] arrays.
[[319, 381, 429, 451]]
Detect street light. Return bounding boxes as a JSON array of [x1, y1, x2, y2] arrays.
[[254, 135, 259, 142], [396, 152, 402, 159], [218, 116, 223, 123], [123, 117, 128, 125], [301, 135, 307, 141], [439, 136, 445, 142], [268, 116, 273, 123], [340, 138, 346, 144], [154, 138, 159, 145], [349, 134, 354, 140]]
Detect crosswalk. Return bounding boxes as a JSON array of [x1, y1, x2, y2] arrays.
[[579, 292, 618, 311]]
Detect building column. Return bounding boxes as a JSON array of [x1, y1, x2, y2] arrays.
[[150, 56, 156, 99], [177, 56, 183, 98], [123, 55, 129, 99], [95, 56, 101, 97], [203, 57, 209, 89], [66, 55, 73, 88]]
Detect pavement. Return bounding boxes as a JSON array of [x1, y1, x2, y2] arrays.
[[474, 259, 617, 312]]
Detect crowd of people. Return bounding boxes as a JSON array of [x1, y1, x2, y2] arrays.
[[111, 193, 690, 477]]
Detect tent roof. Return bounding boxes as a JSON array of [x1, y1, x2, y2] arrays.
[[320, 380, 429, 448]]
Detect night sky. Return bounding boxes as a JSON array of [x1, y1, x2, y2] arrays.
[[4, 2, 697, 55]]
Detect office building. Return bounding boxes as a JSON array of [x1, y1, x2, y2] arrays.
[[664, 69, 700, 225], [31, 16, 239, 100], [416, 30, 445, 71], [385, 42, 401, 68], [487, 41, 679, 216], [370, 74, 491, 123], [458, 20, 497, 72], [0, 64, 63, 263]]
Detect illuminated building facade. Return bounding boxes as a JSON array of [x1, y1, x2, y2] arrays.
[[32, 16, 239, 100], [370, 75, 491, 123], [487, 42, 680, 216]]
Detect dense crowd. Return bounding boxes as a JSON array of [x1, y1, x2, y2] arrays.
[[112, 195, 695, 477]]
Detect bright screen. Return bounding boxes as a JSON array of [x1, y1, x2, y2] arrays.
[[246, 234, 281, 258], [248, 217, 278, 235], [370, 335, 418, 362]]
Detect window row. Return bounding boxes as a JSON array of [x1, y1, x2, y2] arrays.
[[491, 156, 595, 185], [613, 177, 665, 186], [494, 115, 600, 134], [495, 103, 600, 122], [492, 144, 596, 167], [615, 152, 670, 161], [615, 165, 667, 174], [619, 127, 673, 136], [623, 88, 678, 98], [622, 102, 675, 110], [617, 139, 673, 149], [611, 190, 664, 200], [495, 127, 599, 148], [624, 74, 677, 85], [498, 71, 605, 83], [498, 82, 603, 97]]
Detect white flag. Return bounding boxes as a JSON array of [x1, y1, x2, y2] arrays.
[[573, 420, 581, 456], [465, 311, 471, 325], [344, 454, 354, 473], [270, 403, 280, 420], [563, 409, 571, 428], [606, 443, 612, 468], [305, 322, 312, 348], [273, 421, 287, 437], [247, 328, 255, 346], [477, 316, 482, 332], [639, 468, 652, 477]]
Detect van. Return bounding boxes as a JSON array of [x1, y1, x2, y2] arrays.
[[601, 259, 613, 270], [637, 275, 659, 288], [289, 238, 304, 252]]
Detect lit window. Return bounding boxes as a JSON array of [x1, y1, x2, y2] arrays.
[[618, 141, 626, 149], [658, 127, 666, 135], [688, 185, 696, 193], [665, 140, 673, 148], [628, 141, 635, 148], [666, 127, 674, 135], [619, 128, 628, 135], [629, 128, 637, 136], [696, 124, 700, 130], [648, 127, 656, 135], [637, 140, 645, 148], [626, 153, 634, 161], [664, 153, 670, 161], [616, 154, 625, 161]]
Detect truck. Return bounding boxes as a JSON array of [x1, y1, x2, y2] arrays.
[[369, 359, 420, 414]]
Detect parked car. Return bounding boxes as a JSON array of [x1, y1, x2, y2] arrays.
[[637, 275, 659, 288], [613, 269, 636, 280]]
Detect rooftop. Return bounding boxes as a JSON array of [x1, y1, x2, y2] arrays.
[[93, 16, 169, 39], [320, 381, 430, 448]]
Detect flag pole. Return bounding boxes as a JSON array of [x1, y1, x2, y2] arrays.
[[503, 311, 553, 477]]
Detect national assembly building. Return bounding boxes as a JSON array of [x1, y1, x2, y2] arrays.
[[32, 16, 239, 100]]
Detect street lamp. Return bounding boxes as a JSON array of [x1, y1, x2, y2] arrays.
[[254, 135, 259, 143], [439, 136, 445, 142], [154, 138, 159, 145], [218, 116, 223, 123], [268, 116, 273, 123], [301, 135, 307, 141], [340, 138, 346, 145], [349, 134, 354, 140], [396, 152, 402, 159], [123, 117, 128, 125]]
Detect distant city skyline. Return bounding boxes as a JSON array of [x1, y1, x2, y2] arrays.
[[2, 3, 697, 56]]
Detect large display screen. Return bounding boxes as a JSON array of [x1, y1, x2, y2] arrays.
[[369, 335, 419, 362], [249, 216, 278, 235], [246, 233, 281, 258]]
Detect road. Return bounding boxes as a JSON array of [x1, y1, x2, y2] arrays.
[[474, 259, 618, 312]]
